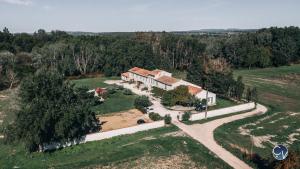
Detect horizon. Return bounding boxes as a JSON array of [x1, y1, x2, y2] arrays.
[[1, 0, 300, 33]]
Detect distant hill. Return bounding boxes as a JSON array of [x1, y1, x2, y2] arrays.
[[66, 29, 257, 36]]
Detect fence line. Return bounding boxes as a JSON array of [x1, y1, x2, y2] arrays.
[[44, 120, 165, 151], [190, 102, 255, 121]]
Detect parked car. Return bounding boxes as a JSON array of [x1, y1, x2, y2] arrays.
[[137, 119, 146, 124], [195, 104, 207, 111]]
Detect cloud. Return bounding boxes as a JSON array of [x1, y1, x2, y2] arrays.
[[42, 5, 51, 10], [0, 0, 33, 6]]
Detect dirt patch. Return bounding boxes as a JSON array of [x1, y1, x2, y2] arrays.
[[254, 78, 287, 86], [239, 126, 276, 148], [229, 143, 250, 155], [252, 135, 276, 148], [260, 93, 298, 109], [104, 80, 122, 85], [86, 154, 199, 169], [279, 73, 300, 84], [163, 131, 187, 137], [0, 95, 8, 99], [97, 109, 152, 132], [286, 128, 300, 144]]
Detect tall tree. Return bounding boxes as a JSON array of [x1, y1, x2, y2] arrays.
[[5, 69, 98, 152]]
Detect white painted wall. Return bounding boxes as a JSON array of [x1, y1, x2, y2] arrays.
[[85, 120, 165, 142], [195, 90, 216, 105], [43, 121, 165, 151], [190, 102, 255, 121]]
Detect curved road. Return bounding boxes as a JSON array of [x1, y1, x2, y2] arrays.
[[112, 81, 268, 169], [174, 104, 267, 169]]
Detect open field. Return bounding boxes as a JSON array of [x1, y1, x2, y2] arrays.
[[97, 109, 151, 132], [0, 125, 231, 169], [72, 77, 137, 115], [234, 64, 300, 111], [214, 64, 300, 168], [71, 76, 120, 89]]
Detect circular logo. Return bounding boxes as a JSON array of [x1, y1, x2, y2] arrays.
[[272, 144, 288, 160]]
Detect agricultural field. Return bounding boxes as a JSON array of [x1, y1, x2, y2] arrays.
[[214, 64, 300, 168], [71, 77, 137, 115], [0, 125, 231, 169]]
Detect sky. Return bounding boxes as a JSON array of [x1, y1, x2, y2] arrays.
[[0, 0, 299, 33]]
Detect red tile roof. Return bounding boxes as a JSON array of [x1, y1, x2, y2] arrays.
[[129, 67, 151, 77], [156, 76, 179, 86], [148, 69, 162, 76], [121, 72, 129, 78], [187, 85, 202, 95]]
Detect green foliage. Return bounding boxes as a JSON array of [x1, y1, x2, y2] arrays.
[[151, 87, 166, 98], [161, 85, 191, 106], [182, 112, 191, 122], [1, 26, 300, 91], [164, 114, 172, 124], [123, 88, 132, 95], [148, 112, 162, 121], [5, 69, 98, 152], [245, 87, 257, 102], [134, 96, 152, 113]]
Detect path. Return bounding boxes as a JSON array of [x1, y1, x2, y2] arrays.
[[106, 80, 268, 169], [174, 104, 267, 169]]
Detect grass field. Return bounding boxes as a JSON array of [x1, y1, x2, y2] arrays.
[[214, 64, 300, 168], [209, 97, 238, 110], [234, 64, 300, 111], [71, 76, 120, 89], [71, 77, 137, 115], [92, 91, 137, 115], [0, 125, 231, 169]]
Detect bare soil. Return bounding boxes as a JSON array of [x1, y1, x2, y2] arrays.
[[96, 109, 152, 132]]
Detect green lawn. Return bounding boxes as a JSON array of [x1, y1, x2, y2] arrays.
[[209, 97, 239, 110], [71, 76, 120, 89], [92, 91, 137, 114], [0, 126, 231, 169], [214, 64, 300, 169], [71, 76, 137, 115]]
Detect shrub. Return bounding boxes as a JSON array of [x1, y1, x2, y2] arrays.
[[182, 111, 191, 121], [164, 114, 172, 124], [123, 88, 132, 95], [161, 85, 191, 106], [141, 87, 148, 91], [116, 85, 124, 90], [106, 86, 116, 94], [149, 112, 162, 121], [151, 87, 166, 97], [134, 96, 152, 113]]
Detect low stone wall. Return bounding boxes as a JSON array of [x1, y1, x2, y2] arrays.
[[44, 120, 165, 151], [190, 102, 255, 121]]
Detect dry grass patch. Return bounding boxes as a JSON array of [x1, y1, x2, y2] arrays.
[[85, 154, 199, 169], [97, 109, 152, 132]]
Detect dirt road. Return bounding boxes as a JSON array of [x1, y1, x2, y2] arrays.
[[174, 104, 267, 169]]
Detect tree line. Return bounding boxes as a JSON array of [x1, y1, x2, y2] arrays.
[[1, 26, 300, 90]]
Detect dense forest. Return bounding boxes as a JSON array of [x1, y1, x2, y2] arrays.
[[0, 26, 300, 90]]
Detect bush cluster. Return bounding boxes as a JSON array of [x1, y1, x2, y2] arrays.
[[148, 112, 162, 121]]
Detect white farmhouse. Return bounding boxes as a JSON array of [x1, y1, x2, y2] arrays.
[[121, 67, 216, 105]]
